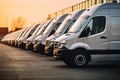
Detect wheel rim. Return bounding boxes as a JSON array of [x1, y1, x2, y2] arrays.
[[74, 54, 86, 66]]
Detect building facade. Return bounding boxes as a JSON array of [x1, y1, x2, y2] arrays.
[[0, 27, 8, 40], [47, 0, 120, 20]]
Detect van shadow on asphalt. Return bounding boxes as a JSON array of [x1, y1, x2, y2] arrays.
[[54, 60, 120, 69]]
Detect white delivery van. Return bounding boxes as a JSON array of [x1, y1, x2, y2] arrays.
[[18, 24, 40, 48], [2, 32, 12, 45], [14, 27, 30, 47], [4, 31, 14, 45], [26, 19, 52, 50], [33, 14, 68, 53], [45, 9, 85, 56], [1, 33, 12, 44], [10, 29, 23, 46], [1, 34, 8, 44], [53, 3, 120, 67], [25, 23, 44, 50]]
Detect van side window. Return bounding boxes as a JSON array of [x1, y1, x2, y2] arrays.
[[80, 16, 106, 38]]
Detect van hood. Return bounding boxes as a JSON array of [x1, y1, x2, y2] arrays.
[[55, 33, 77, 42], [27, 35, 37, 42], [34, 34, 47, 44], [35, 35, 44, 40], [19, 37, 27, 43], [46, 34, 60, 41]]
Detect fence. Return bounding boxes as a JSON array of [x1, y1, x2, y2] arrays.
[[47, 0, 120, 20]]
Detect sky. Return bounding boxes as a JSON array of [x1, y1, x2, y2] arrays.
[[0, 0, 84, 31]]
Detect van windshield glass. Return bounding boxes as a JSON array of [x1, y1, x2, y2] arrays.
[[68, 16, 89, 33], [19, 28, 27, 37], [55, 19, 71, 34], [32, 25, 41, 36], [42, 22, 56, 35], [36, 24, 48, 35], [22, 27, 31, 37]]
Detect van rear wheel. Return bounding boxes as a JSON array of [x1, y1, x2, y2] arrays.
[[70, 50, 89, 67]]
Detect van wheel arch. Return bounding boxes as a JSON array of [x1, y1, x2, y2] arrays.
[[62, 48, 91, 67], [70, 48, 91, 67], [72, 48, 91, 62]]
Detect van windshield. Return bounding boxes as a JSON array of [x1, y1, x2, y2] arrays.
[[55, 19, 71, 34], [68, 16, 89, 33], [32, 25, 41, 36], [22, 27, 31, 37], [42, 22, 56, 35], [19, 28, 27, 37], [36, 24, 47, 35]]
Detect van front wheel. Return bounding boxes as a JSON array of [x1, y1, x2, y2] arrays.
[[71, 50, 89, 67]]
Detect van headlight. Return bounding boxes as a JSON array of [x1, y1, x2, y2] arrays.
[[23, 40, 26, 43], [26, 40, 29, 44], [18, 40, 22, 43], [46, 40, 54, 46], [54, 40, 67, 48], [50, 41, 54, 46], [59, 40, 67, 48], [34, 40, 41, 44], [54, 41, 60, 48], [46, 40, 50, 46], [26, 40, 32, 44]]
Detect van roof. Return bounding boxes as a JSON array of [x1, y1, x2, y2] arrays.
[[81, 3, 120, 17]]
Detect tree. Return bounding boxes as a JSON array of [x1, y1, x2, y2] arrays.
[[10, 16, 26, 32]]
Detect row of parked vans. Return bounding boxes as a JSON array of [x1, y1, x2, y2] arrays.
[[1, 3, 120, 67]]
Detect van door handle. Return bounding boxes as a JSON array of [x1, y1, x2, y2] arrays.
[[100, 36, 107, 39]]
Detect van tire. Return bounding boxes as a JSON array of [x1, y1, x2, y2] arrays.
[[70, 50, 89, 67]]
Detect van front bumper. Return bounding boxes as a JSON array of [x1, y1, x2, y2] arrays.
[[45, 45, 54, 55], [26, 43, 33, 50], [15, 41, 18, 47], [18, 42, 25, 49], [33, 43, 45, 54], [34, 44, 40, 53], [11, 40, 15, 46], [53, 47, 71, 59]]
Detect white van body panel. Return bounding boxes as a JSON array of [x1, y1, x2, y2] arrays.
[[34, 35, 46, 44], [68, 5, 109, 50], [26, 24, 43, 43], [15, 27, 30, 41], [18, 24, 39, 45], [55, 33, 77, 42], [10, 30, 22, 41], [27, 19, 53, 44], [31, 20, 53, 44], [54, 4, 104, 49], [109, 6, 120, 50], [21, 27, 34, 43], [91, 54, 120, 62], [56, 3, 120, 51], [34, 14, 68, 45], [46, 10, 85, 42], [46, 34, 60, 41], [16, 26, 31, 42], [54, 3, 120, 62]]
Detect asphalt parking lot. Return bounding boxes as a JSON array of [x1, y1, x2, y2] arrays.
[[0, 43, 120, 80]]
